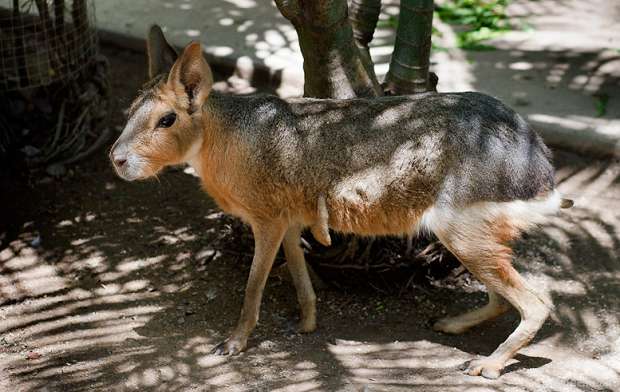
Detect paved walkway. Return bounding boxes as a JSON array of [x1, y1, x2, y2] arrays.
[[94, 0, 620, 157]]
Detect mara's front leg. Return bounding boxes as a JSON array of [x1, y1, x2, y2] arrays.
[[282, 225, 317, 333], [212, 219, 287, 355]]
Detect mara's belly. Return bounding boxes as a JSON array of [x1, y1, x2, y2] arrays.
[[321, 164, 436, 236], [326, 194, 431, 236]]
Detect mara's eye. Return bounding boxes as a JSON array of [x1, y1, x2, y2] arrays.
[[157, 112, 176, 128]]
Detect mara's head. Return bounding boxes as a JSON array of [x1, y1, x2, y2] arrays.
[[110, 25, 214, 181]]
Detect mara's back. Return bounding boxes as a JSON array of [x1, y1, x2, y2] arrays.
[[208, 91, 555, 209]]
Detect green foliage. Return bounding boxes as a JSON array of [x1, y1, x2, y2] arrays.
[[377, 15, 399, 29], [436, 0, 512, 50], [456, 27, 505, 50], [436, 0, 509, 31], [378, 1, 516, 50], [594, 94, 609, 117]]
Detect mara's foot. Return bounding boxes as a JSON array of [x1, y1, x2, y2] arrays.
[[462, 357, 504, 379], [211, 336, 247, 356]]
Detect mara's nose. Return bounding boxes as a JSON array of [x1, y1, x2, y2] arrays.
[[110, 145, 127, 168], [114, 157, 127, 167]]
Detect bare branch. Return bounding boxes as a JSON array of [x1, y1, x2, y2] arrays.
[[349, 0, 382, 93], [349, 0, 381, 48]]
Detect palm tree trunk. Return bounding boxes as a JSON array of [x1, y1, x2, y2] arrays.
[[385, 0, 437, 94]]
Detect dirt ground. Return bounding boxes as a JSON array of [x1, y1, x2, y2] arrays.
[[1, 46, 619, 392]]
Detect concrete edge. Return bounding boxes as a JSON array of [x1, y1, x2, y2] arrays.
[[97, 29, 620, 160], [531, 120, 620, 159]]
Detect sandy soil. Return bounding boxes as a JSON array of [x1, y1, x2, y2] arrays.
[[0, 47, 619, 392]]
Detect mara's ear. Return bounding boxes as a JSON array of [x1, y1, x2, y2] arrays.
[[167, 42, 214, 113], [147, 25, 178, 79]]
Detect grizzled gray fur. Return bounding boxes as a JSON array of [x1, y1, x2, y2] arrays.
[[207, 91, 555, 207]]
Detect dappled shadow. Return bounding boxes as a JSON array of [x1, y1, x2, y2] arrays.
[[94, 0, 301, 96], [92, 0, 407, 97], [462, 47, 620, 143], [0, 164, 347, 391], [2, 106, 619, 390], [1, 39, 620, 392], [470, 48, 619, 107], [429, 0, 620, 157]]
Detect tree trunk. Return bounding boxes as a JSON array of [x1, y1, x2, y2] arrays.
[[385, 0, 437, 94], [275, 0, 381, 98]]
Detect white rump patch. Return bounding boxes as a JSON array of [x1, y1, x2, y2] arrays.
[[417, 190, 564, 236]]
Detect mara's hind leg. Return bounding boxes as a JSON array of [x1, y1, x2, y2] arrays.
[[433, 290, 510, 334], [463, 275, 549, 379], [432, 213, 550, 379]]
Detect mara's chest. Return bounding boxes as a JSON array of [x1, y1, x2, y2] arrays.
[[187, 153, 252, 222], [201, 176, 252, 222]]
